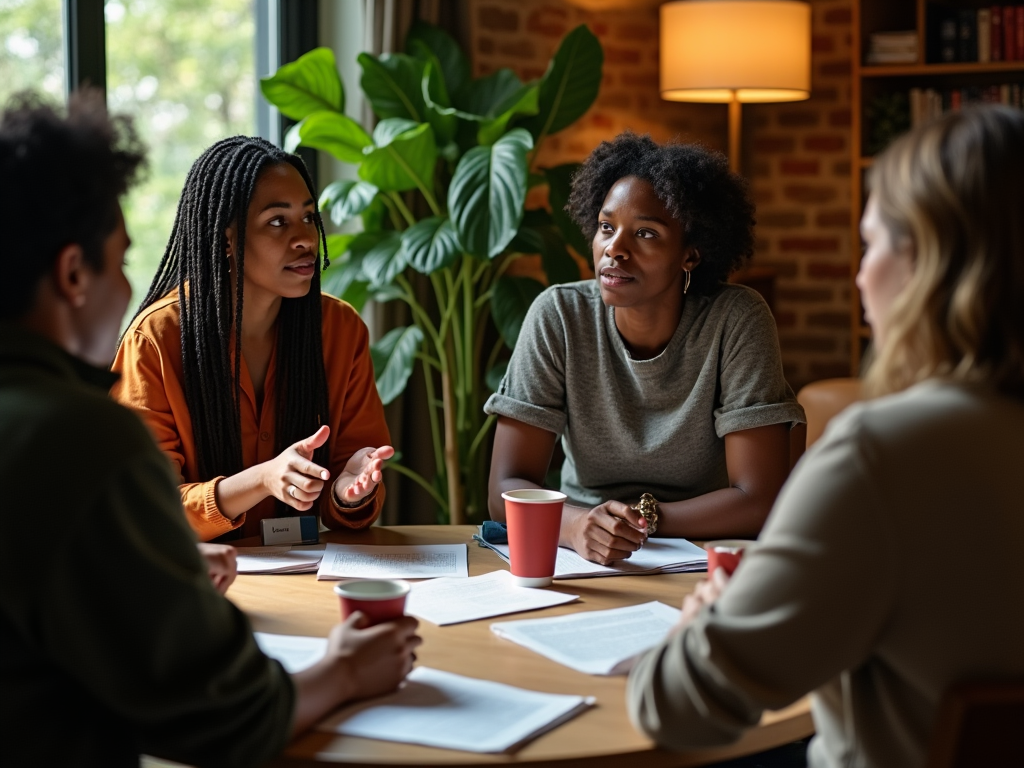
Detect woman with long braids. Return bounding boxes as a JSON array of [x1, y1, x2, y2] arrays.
[[112, 136, 391, 542]]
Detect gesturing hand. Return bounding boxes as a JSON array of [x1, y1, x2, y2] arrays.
[[333, 445, 395, 504], [197, 542, 237, 594], [567, 500, 647, 565], [261, 425, 332, 512]]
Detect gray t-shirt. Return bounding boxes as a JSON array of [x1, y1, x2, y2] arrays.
[[484, 280, 804, 507]]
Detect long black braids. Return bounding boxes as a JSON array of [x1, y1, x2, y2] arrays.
[[133, 136, 331, 513]]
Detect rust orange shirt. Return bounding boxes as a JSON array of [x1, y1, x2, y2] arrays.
[[111, 292, 390, 542]]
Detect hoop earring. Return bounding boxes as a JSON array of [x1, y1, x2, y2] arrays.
[[683, 269, 691, 295]]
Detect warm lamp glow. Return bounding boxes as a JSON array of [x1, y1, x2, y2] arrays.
[[660, 0, 811, 103]]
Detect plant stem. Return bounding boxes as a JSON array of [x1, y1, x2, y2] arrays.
[[468, 413, 497, 461], [396, 274, 443, 355], [386, 459, 449, 514], [418, 345, 445, 479], [388, 191, 417, 228], [379, 194, 405, 231], [441, 348, 465, 525]]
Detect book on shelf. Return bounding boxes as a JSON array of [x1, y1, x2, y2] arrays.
[[866, 30, 917, 65], [923, 5, 1024, 63], [993, 6, 1004, 61], [909, 83, 1023, 127]]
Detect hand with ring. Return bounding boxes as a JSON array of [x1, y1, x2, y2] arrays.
[[258, 425, 332, 511]]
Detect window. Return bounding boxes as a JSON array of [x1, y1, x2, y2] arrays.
[[104, 0, 256, 317], [0, 0, 65, 105]]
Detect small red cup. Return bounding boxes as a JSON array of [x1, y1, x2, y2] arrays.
[[333, 579, 410, 626], [705, 540, 756, 577], [502, 489, 566, 587]]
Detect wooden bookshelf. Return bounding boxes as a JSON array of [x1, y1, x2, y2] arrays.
[[850, 0, 1024, 373]]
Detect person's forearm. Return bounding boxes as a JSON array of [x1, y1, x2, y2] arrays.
[[214, 464, 270, 520], [487, 476, 544, 521], [289, 657, 355, 737], [655, 487, 772, 539]]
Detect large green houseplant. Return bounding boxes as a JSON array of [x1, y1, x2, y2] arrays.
[[260, 23, 603, 524]]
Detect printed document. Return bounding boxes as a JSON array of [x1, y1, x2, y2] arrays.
[[491, 601, 681, 675], [406, 570, 578, 625], [253, 632, 328, 673], [317, 666, 594, 753], [477, 535, 707, 578], [235, 545, 325, 574], [317, 543, 468, 580]]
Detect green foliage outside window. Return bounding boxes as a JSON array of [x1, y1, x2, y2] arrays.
[[261, 23, 604, 524]]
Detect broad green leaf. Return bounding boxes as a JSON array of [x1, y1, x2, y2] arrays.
[[420, 58, 457, 146], [402, 217, 461, 274], [454, 68, 523, 118], [371, 325, 425, 405], [520, 25, 603, 139], [319, 180, 379, 226], [359, 120, 438, 193], [339, 280, 371, 312], [448, 128, 533, 259], [373, 284, 407, 303], [491, 275, 545, 348], [406, 21, 470, 94], [544, 163, 591, 256], [510, 216, 581, 285], [478, 84, 539, 145], [260, 47, 344, 120], [321, 234, 366, 300], [361, 231, 406, 288], [485, 360, 508, 392], [284, 112, 371, 164], [358, 52, 426, 122]]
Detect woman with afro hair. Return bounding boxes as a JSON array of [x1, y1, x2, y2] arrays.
[[485, 133, 805, 565]]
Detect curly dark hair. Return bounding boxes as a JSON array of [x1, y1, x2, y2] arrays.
[[566, 132, 755, 296], [0, 89, 145, 320]]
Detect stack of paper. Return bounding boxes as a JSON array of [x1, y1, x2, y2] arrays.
[[254, 632, 328, 672], [318, 667, 594, 753], [235, 545, 325, 574], [476, 535, 707, 578], [491, 602, 681, 675], [316, 543, 468, 581], [406, 570, 578, 625]]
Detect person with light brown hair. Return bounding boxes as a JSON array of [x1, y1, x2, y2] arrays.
[[626, 105, 1024, 767]]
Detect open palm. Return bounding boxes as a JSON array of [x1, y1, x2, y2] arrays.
[[335, 445, 395, 503]]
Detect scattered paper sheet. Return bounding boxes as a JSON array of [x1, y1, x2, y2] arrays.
[[406, 570, 578, 625], [477, 535, 707, 578], [235, 545, 325, 574], [316, 543, 468, 581], [491, 601, 681, 675], [254, 632, 328, 673], [317, 666, 594, 753]]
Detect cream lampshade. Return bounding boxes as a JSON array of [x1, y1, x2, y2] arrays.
[[660, 0, 811, 171]]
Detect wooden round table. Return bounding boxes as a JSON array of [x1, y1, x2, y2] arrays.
[[227, 525, 812, 767]]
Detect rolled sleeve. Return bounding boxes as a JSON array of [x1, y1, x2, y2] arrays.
[[180, 477, 244, 541], [482, 289, 569, 437], [714, 296, 805, 438]]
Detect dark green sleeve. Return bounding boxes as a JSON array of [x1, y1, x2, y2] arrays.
[[36, 450, 295, 767]]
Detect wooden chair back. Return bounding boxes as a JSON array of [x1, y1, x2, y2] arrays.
[[925, 680, 1024, 768]]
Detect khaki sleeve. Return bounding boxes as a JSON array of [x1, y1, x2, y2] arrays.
[[111, 330, 242, 541], [627, 416, 897, 750], [39, 448, 294, 767], [319, 308, 390, 531]]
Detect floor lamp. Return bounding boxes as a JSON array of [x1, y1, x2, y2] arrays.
[[660, 0, 811, 174]]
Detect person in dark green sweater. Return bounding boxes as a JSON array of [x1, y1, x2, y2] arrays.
[[0, 92, 421, 767]]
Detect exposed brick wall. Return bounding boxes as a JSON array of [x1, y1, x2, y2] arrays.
[[471, 0, 853, 389]]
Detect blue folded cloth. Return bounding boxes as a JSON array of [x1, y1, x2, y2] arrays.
[[478, 520, 508, 544]]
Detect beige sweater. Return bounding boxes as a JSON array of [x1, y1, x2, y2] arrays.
[[627, 381, 1024, 768]]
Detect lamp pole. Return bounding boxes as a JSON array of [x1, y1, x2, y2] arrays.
[[728, 92, 742, 174]]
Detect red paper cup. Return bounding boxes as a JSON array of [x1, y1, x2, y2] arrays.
[[705, 540, 756, 577], [502, 489, 566, 587], [333, 579, 410, 626]]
